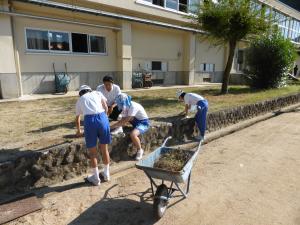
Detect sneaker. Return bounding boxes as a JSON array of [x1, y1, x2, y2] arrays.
[[195, 135, 204, 142], [111, 127, 123, 135], [135, 149, 144, 161], [99, 172, 110, 182], [86, 174, 101, 186]]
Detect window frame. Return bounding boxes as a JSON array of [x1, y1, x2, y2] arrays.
[[25, 27, 50, 53], [71, 32, 90, 54], [135, 0, 196, 15], [48, 29, 72, 53], [25, 27, 108, 55], [200, 63, 215, 72], [89, 34, 107, 55], [151, 61, 163, 71]]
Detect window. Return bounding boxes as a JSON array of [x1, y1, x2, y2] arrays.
[[72, 33, 88, 53], [166, 0, 178, 10], [139, 0, 198, 13], [179, 0, 188, 13], [189, 0, 199, 13], [152, 61, 162, 70], [236, 50, 245, 71], [273, 10, 291, 39], [25, 28, 108, 54], [145, 61, 167, 71], [49, 31, 70, 51], [200, 63, 215, 72], [289, 19, 300, 43], [153, 0, 164, 7], [237, 50, 244, 65], [90, 35, 106, 54], [26, 29, 49, 51]]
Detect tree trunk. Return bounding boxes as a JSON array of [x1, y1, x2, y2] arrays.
[[221, 40, 237, 94]]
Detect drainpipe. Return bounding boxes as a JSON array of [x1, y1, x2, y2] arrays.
[[9, 2, 23, 97]]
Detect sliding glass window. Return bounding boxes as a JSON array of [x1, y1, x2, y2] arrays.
[[26, 29, 49, 51], [48, 31, 70, 52], [166, 0, 178, 10], [72, 33, 88, 53]]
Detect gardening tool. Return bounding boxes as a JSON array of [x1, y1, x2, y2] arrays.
[[136, 136, 203, 220], [53, 62, 71, 94]]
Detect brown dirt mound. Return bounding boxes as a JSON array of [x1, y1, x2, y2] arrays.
[[154, 149, 192, 172]]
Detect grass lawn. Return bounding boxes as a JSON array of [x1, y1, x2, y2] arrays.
[[0, 84, 299, 152], [132, 84, 300, 116]]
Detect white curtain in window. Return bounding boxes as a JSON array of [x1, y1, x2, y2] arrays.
[[26, 29, 48, 50]]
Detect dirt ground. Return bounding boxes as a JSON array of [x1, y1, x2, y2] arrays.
[[6, 106, 300, 225]]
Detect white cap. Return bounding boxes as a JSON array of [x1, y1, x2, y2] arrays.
[[79, 85, 92, 92], [176, 90, 183, 98]]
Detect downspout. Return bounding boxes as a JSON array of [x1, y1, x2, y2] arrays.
[[8, 1, 23, 97]]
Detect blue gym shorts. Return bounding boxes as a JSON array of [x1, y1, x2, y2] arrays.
[[130, 118, 150, 135], [84, 112, 111, 148]]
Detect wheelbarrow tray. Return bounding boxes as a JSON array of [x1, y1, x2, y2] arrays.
[[136, 147, 199, 184]]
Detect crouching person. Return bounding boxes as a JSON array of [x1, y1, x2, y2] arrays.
[[75, 85, 111, 186], [110, 93, 150, 160], [177, 90, 208, 141]]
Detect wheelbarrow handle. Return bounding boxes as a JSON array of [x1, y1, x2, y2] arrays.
[[161, 136, 172, 147]]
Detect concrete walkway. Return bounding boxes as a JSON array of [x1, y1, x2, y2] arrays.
[[0, 83, 221, 103], [7, 106, 300, 225]]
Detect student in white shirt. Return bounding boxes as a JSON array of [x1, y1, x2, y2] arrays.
[[110, 93, 150, 160], [177, 90, 208, 141], [75, 85, 111, 186], [96, 76, 122, 121]]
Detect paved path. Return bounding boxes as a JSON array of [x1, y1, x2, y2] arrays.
[[8, 107, 300, 225]]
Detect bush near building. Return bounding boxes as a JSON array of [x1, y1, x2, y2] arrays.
[[246, 31, 297, 89]]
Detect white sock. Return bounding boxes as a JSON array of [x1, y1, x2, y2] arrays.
[[92, 167, 99, 179], [104, 164, 110, 175]]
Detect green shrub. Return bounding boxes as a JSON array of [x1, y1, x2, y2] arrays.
[[246, 31, 296, 89]]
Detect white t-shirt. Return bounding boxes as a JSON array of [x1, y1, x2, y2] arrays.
[[96, 84, 121, 107], [76, 91, 107, 116], [184, 93, 205, 106], [121, 101, 148, 120]]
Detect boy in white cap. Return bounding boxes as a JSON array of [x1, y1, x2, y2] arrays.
[[75, 85, 111, 186], [177, 90, 208, 141], [110, 93, 150, 160]]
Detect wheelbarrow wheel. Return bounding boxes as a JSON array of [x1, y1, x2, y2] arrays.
[[64, 86, 69, 94], [153, 184, 168, 220]]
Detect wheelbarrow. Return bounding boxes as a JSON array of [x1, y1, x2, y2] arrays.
[[136, 136, 203, 220], [53, 63, 71, 94], [132, 71, 143, 89], [142, 72, 153, 88]]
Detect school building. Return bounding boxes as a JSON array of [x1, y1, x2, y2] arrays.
[[0, 0, 299, 98]]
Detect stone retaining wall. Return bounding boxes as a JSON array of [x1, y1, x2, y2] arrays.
[[172, 93, 300, 140], [0, 93, 299, 196], [0, 122, 171, 195]]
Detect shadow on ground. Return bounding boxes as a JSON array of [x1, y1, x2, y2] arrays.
[[68, 185, 156, 225], [28, 122, 75, 134]]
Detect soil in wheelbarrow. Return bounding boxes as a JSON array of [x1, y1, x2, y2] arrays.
[[154, 149, 193, 172]]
